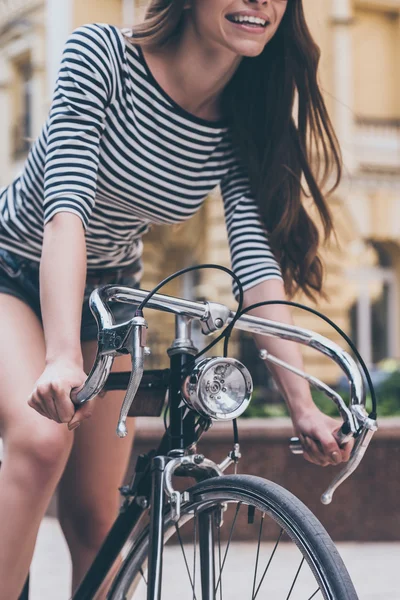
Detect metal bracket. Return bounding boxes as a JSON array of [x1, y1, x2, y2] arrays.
[[201, 302, 231, 335], [215, 503, 228, 528], [163, 445, 243, 522], [219, 443, 241, 472], [98, 321, 136, 355], [164, 454, 224, 522]]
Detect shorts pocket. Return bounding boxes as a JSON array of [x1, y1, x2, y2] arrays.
[[0, 249, 25, 278]]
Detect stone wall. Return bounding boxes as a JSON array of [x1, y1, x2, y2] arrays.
[[127, 417, 400, 542]]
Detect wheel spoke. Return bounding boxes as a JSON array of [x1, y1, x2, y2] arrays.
[[214, 502, 242, 595], [251, 513, 265, 600], [113, 480, 357, 600], [253, 528, 284, 599], [193, 510, 197, 600], [285, 557, 305, 600], [217, 517, 222, 600], [175, 523, 198, 600]]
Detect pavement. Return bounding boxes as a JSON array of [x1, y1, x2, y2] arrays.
[[29, 517, 398, 600]]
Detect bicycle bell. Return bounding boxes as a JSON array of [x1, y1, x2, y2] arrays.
[[182, 357, 253, 421]]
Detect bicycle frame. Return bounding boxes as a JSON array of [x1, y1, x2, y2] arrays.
[[73, 317, 210, 600], [71, 284, 377, 599]]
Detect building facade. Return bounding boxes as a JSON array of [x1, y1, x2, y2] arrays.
[[0, 0, 399, 381]]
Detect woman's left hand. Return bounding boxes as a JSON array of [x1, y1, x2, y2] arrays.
[[291, 406, 354, 467]]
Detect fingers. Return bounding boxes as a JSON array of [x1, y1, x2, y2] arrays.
[[300, 435, 330, 467], [331, 426, 355, 463], [300, 433, 354, 467], [317, 433, 343, 466], [28, 382, 75, 424], [50, 384, 76, 422], [28, 388, 55, 421], [27, 396, 50, 420], [68, 400, 94, 430], [338, 437, 354, 463]]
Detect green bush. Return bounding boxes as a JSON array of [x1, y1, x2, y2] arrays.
[[242, 388, 345, 419], [240, 386, 288, 419], [370, 371, 400, 416], [242, 370, 400, 419]]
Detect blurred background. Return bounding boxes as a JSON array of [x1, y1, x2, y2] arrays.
[[1, 0, 400, 597]]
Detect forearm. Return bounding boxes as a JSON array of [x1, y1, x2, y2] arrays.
[[40, 213, 87, 366], [242, 279, 352, 466], [243, 279, 315, 419]]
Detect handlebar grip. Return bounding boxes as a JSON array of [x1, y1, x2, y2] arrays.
[[71, 354, 114, 406]]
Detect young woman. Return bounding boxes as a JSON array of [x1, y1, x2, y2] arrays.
[[0, 0, 353, 597]]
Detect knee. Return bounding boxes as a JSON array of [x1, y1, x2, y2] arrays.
[[8, 423, 72, 482], [59, 499, 119, 551]]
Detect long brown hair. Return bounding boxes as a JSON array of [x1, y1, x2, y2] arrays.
[[128, 0, 342, 299]]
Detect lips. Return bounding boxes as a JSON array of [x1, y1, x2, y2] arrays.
[[225, 11, 271, 27]]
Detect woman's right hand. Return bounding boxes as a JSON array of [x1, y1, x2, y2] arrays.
[[28, 359, 88, 430]]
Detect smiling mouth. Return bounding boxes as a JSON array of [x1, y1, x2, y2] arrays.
[[225, 14, 270, 28]]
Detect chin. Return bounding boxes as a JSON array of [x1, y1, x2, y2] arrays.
[[240, 47, 265, 58], [231, 42, 266, 58]]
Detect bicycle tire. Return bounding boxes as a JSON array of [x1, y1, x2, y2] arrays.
[[109, 474, 358, 600]]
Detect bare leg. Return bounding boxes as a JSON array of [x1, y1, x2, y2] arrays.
[[0, 295, 74, 600], [58, 341, 135, 596]]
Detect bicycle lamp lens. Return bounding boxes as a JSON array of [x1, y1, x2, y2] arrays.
[[182, 358, 253, 421]]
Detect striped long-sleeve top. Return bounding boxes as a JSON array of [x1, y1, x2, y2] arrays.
[[0, 23, 282, 297]]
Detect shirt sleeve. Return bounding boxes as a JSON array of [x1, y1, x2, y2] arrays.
[[220, 160, 283, 300], [43, 24, 117, 229]]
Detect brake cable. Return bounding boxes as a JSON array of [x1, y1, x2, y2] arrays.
[[135, 264, 244, 437], [226, 301, 377, 421], [134, 265, 378, 439]]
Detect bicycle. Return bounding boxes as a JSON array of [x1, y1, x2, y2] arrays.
[[23, 279, 377, 599]]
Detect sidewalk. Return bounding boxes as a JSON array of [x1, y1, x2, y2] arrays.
[[31, 517, 398, 599]]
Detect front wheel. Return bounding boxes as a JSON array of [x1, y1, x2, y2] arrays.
[[109, 474, 358, 599]]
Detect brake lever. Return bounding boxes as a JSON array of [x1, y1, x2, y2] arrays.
[[258, 347, 378, 504], [71, 320, 138, 405], [320, 420, 377, 504], [115, 314, 148, 438], [71, 313, 149, 440]]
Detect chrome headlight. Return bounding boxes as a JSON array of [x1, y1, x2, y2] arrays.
[[182, 357, 253, 421]]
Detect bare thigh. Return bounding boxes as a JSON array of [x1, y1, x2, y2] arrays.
[[58, 341, 135, 530], [0, 296, 73, 599], [0, 294, 72, 454]]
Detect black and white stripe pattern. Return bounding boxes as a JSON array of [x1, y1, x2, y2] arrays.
[[0, 23, 282, 297]]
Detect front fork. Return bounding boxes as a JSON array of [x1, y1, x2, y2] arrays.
[[198, 510, 216, 600], [147, 456, 167, 600], [146, 457, 219, 600], [146, 450, 236, 600]]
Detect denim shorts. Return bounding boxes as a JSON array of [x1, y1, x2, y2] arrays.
[[0, 247, 142, 342]]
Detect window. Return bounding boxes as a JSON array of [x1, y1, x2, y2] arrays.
[[349, 243, 398, 366], [353, 8, 399, 120]]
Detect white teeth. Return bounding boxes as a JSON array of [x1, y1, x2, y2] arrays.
[[231, 15, 267, 27]]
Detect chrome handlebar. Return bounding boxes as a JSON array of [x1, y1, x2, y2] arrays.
[[71, 285, 378, 504]]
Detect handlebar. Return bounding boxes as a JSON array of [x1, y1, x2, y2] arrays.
[[71, 284, 377, 504]]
